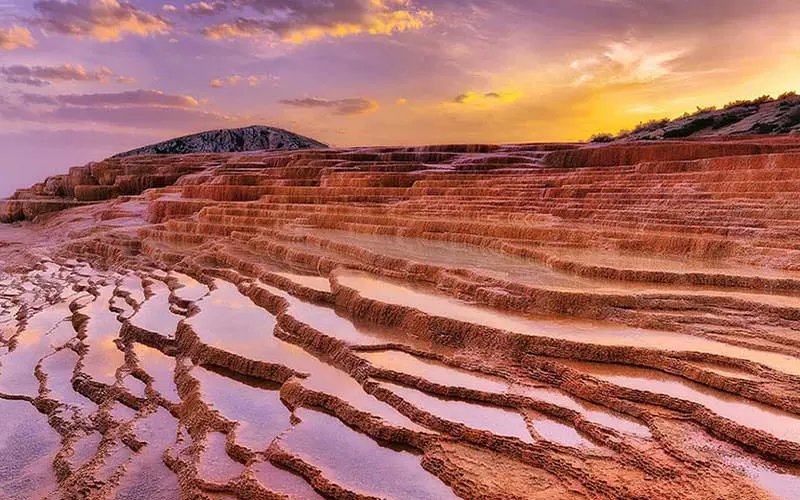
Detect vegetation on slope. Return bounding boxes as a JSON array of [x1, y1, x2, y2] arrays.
[[591, 91, 800, 142]]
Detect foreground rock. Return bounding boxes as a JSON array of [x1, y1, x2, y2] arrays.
[[2, 135, 800, 498]]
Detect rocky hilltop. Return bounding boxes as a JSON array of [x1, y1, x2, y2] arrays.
[[2, 136, 800, 498], [113, 125, 327, 157], [595, 92, 800, 141]]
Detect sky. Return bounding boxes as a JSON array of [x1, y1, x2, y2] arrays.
[[1, 0, 800, 196]]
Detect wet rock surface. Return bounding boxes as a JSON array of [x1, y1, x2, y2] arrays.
[[2, 136, 800, 498]]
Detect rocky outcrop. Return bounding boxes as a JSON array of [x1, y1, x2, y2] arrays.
[[113, 125, 327, 157]]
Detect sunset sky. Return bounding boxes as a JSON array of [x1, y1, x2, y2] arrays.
[[1, 0, 799, 195]]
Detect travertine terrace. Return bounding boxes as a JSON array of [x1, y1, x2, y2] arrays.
[[3, 135, 800, 499]]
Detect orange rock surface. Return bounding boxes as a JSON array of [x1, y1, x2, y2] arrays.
[[2, 136, 800, 499]]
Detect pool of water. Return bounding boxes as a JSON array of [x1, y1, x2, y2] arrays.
[[80, 287, 124, 386], [0, 399, 61, 498], [724, 455, 800, 500], [192, 365, 290, 450], [279, 408, 456, 499], [191, 280, 426, 431], [313, 230, 800, 309], [116, 408, 181, 500], [0, 300, 75, 396], [359, 349, 509, 393], [251, 461, 322, 498], [273, 272, 332, 293], [260, 282, 388, 346], [129, 280, 184, 338], [510, 384, 651, 438], [197, 432, 245, 484], [171, 273, 209, 302], [337, 271, 800, 376], [41, 348, 97, 412], [525, 409, 595, 448], [381, 381, 534, 443], [132, 343, 179, 403], [558, 359, 800, 444]]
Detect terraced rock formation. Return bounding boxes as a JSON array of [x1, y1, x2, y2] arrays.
[[2, 135, 800, 499]]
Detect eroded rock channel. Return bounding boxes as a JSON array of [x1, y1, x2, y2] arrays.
[[2, 138, 800, 498]]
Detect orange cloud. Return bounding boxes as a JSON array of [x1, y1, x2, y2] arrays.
[[33, 0, 170, 42], [21, 89, 199, 108], [185, 1, 227, 16], [1, 89, 235, 130], [201, 18, 267, 40], [209, 74, 270, 88], [0, 26, 36, 50], [280, 97, 379, 116], [1, 64, 135, 86], [202, 0, 432, 44], [283, 2, 433, 44]]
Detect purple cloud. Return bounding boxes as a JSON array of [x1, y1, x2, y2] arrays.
[[201, 0, 432, 43], [279, 97, 379, 116], [1, 90, 235, 130], [32, 0, 170, 41], [20, 89, 199, 108], [1, 64, 134, 87], [185, 1, 227, 16]]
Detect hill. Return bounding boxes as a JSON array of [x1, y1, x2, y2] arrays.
[[593, 92, 800, 142], [112, 125, 327, 157]]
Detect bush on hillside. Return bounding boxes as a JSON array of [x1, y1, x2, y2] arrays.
[[630, 118, 670, 135], [590, 133, 615, 143], [723, 95, 772, 110]]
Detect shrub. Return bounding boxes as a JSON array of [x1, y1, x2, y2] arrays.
[[695, 106, 717, 114], [724, 94, 772, 110], [590, 133, 615, 143], [753, 94, 773, 104], [630, 118, 670, 135], [779, 92, 799, 109], [723, 100, 749, 110]]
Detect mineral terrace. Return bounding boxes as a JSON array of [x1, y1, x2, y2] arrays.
[[2, 136, 800, 499]]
